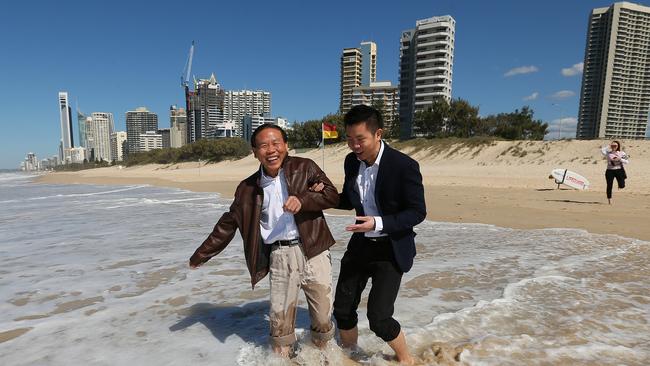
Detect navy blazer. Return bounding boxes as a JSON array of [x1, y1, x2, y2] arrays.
[[338, 143, 426, 273]]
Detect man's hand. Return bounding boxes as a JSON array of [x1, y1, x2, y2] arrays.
[[345, 216, 375, 232], [189, 261, 201, 269], [283, 196, 302, 214], [309, 181, 325, 192]]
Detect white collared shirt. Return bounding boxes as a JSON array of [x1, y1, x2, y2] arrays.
[[356, 141, 386, 238], [259, 168, 299, 244]]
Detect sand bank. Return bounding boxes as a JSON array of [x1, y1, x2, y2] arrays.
[[36, 139, 650, 241]]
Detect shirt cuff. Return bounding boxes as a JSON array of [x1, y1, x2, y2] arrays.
[[373, 216, 383, 233]]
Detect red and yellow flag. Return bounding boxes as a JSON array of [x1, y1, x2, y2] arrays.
[[323, 122, 338, 139]]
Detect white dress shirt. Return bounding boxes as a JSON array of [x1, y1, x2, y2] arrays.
[[259, 168, 299, 244], [356, 141, 386, 238]]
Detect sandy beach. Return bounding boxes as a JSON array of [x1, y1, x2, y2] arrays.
[[36, 139, 650, 241]]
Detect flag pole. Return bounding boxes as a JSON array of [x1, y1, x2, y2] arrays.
[[321, 122, 325, 172]]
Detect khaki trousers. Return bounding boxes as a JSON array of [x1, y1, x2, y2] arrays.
[[268, 245, 334, 346]]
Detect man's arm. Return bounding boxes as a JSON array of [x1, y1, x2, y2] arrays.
[[306, 154, 354, 210], [380, 159, 426, 234], [189, 194, 241, 268], [296, 160, 339, 212]]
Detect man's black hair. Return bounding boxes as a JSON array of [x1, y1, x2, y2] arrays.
[[343, 105, 384, 133], [251, 123, 288, 148]]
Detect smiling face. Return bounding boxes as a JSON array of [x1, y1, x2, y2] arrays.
[[345, 121, 383, 164], [253, 127, 288, 177]]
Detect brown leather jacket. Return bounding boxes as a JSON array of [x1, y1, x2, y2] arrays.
[[189, 156, 339, 288]]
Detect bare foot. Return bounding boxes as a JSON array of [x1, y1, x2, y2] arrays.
[[272, 345, 291, 358], [398, 355, 416, 365]]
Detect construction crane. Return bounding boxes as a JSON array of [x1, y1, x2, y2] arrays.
[[181, 41, 195, 143], [181, 41, 195, 88]]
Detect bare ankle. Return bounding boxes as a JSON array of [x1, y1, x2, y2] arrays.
[[272, 345, 291, 358], [338, 327, 358, 349]]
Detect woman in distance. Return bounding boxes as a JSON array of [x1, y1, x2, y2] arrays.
[[601, 140, 629, 204]]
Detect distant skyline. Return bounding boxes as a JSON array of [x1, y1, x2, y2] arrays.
[[1, 0, 646, 169]]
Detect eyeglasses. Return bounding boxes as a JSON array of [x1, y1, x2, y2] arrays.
[[610, 144, 618, 147]]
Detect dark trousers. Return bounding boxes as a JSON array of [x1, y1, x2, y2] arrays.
[[333, 236, 403, 342], [605, 169, 626, 199]]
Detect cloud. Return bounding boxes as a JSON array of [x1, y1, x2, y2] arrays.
[[545, 117, 578, 139], [550, 90, 576, 99], [561, 62, 584, 77], [523, 92, 539, 101], [504, 65, 539, 77]]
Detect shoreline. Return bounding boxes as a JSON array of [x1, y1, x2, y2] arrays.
[[35, 170, 650, 241]]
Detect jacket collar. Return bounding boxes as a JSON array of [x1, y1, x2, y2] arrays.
[[255, 155, 292, 190]]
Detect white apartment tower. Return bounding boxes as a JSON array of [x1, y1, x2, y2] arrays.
[[399, 15, 455, 138], [58, 92, 74, 163], [169, 105, 187, 148], [139, 131, 163, 151], [222, 90, 272, 137], [340, 42, 377, 113], [87, 112, 114, 162], [577, 2, 650, 139], [110, 131, 127, 162]]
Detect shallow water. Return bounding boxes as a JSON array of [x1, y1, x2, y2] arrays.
[[0, 172, 648, 365]]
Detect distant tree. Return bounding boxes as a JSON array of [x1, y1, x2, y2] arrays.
[[447, 98, 481, 138], [490, 106, 548, 140], [121, 138, 250, 166], [385, 116, 400, 139], [413, 98, 449, 137], [288, 112, 344, 148]]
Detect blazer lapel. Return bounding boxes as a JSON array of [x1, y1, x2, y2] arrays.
[[344, 157, 365, 214], [374, 144, 390, 213]]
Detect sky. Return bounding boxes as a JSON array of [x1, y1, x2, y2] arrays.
[[1, 0, 646, 169]]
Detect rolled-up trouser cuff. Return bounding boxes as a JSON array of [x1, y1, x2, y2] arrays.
[[376, 322, 401, 342], [270, 332, 296, 347], [311, 321, 335, 343]]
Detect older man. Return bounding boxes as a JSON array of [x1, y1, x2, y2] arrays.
[[189, 123, 339, 357]]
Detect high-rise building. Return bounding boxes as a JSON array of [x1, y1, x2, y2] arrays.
[[187, 74, 225, 143], [340, 41, 378, 113], [186, 74, 272, 140], [242, 115, 288, 143], [359, 41, 377, 87], [340, 47, 364, 113], [77, 109, 87, 148], [110, 131, 127, 162], [86, 112, 114, 162], [69, 147, 87, 164], [158, 128, 171, 149], [351, 81, 399, 131], [139, 131, 163, 151], [126, 107, 158, 154], [23, 152, 39, 171], [169, 105, 187, 148], [223, 90, 272, 137], [577, 2, 650, 139], [399, 15, 456, 138], [58, 92, 74, 163]]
